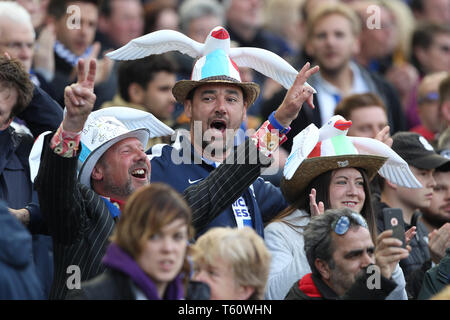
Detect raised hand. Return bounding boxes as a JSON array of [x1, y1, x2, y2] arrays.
[[375, 230, 409, 279], [309, 188, 324, 217], [375, 126, 393, 147], [62, 59, 97, 132], [274, 62, 320, 128]]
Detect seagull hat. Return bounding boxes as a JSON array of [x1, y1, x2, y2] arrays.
[[281, 115, 422, 204], [106, 26, 316, 106]]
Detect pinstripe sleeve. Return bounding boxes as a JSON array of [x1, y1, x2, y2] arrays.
[[183, 139, 272, 231]]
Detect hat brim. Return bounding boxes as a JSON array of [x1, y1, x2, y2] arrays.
[[78, 128, 150, 188], [172, 79, 260, 107], [408, 154, 450, 171], [280, 154, 387, 204]]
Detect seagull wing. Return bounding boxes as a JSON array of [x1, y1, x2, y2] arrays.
[[283, 123, 319, 180], [91, 107, 174, 138], [349, 137, 422, 188], [106, 30, 204, 60], [230, 47, 316, 92]]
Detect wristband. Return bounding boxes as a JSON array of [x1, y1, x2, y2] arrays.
[[269, 111, 291, 134]]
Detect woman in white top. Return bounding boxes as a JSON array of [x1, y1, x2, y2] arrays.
[[264, 141, 409, 300]]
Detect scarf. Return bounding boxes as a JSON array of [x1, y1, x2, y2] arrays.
[[102, 243, 185, 300], [54, 40, 93, 67]]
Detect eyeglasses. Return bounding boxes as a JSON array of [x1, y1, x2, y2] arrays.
[[331, 212, 368, 236]]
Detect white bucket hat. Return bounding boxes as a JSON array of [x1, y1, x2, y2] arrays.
[[29, 107, 174, 188]]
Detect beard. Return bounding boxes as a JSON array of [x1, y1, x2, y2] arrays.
[[329, 264, 365, 297]]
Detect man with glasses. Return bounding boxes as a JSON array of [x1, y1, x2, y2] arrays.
[[285, 208, 409, 300]]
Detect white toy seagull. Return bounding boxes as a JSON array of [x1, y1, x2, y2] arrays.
[[284, 115, 422, 188], [106, 26, 316, 93]]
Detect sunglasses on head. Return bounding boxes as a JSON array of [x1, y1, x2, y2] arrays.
[[331, 212, 368, 236]]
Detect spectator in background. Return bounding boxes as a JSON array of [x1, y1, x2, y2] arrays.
[[411, 23, 450, 78], [410, 72, 449, 144], [351, 0, 419, 112], [334, 93, 389, 139], [67, 184, 194, 300], [191, 227, 271, 300], [96, 0, 144, 51], [262, 2, 406, 152], [410, 0, 450, 25], [285, 208, 409, 300], [16, 0, 50, 31], [144, 0, 179, 34], [224, 0, 294, 117], [101, 54, 177, 145], [263, 0, 304, 58], [46, 0, 116, 108], [177, 0, 224, 81], [407, 23, 450, 129], [418, 166, 450, 234]]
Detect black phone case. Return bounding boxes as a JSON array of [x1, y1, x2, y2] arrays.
[[382, 208, 406, 248]]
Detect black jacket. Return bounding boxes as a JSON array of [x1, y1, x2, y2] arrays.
[[373, 200, 430, 277], [285, 270, 396, 300]]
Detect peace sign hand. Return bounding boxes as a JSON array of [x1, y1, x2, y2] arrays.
[[63, 59, 97, 132]]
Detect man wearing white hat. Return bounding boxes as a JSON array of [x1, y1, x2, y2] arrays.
[[32, 56, 318, 299]]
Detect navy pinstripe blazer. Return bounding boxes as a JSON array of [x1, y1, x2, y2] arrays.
[[35, 134, 270, 299]]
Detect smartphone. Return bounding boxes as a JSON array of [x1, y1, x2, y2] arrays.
[[382, 208, 406, 248]]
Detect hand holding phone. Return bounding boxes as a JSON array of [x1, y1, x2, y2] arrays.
[[382, 208, 406, 248]]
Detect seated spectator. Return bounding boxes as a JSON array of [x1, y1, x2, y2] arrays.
[[191, 226, 271, 300], [264, 124, 408, 300], [285, 208, 409, 300], [0, 201, 43, 299], [67, 183, 194, 300], [410, 72, 449, 145]]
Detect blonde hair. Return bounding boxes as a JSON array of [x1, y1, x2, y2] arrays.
[[191, 227, 271, 300], [306, 2, 361, 39]]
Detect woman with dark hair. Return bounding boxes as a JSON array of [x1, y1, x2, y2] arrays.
[[67, 183, 196, 300], [264, 133, 409, 300]]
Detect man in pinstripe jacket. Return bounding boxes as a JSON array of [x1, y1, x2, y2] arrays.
[[34, 59, 319, 299]]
